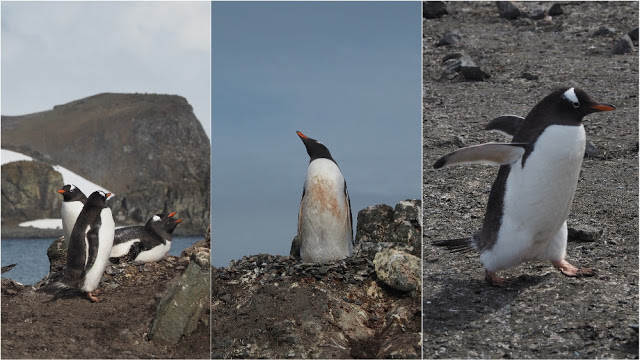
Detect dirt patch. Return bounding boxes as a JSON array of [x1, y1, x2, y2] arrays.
[[423, 2, 638, 359], [1, 256, 210, 359]]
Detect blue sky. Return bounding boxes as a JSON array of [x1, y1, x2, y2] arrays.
[[1, 2, 211, 138], [212, 2, 422, 267]]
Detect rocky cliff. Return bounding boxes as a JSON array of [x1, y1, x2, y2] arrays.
[[1, 161, 63, 226], [212, 200, 422, 358], [1, 93, 210, 234]]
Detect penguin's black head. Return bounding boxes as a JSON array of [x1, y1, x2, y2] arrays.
[[542, 87, 616, 123], [296, 131, 336, 163], [86, 190, 111, 208], [57, 184, 87, 203], [147, 212, 182, 233]]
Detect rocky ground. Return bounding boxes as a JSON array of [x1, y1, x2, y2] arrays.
[[1, 236, 210, 359], [423, 2, 638, 359], [211, 200, 422, 359]]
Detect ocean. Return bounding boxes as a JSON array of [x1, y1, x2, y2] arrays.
[[1, 237, 203, 285]]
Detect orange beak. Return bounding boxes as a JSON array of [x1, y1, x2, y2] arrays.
[[175, 219, 182, 224], [296, 131, 309, 139], [106, 193, 112, 198], [590, 103, 616, 112], [57, 189, 66, 194], [168, 212, 177, 218]]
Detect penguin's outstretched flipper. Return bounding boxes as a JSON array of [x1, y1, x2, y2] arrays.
[[485, 115, 525, 137], [432, 238, 475, 254], [433, 143, 527, 169], [1, 263, 17, 274]]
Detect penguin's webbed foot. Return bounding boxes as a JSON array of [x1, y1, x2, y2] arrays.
[[485, 270, 511, 287], [552, 260, 597, 277], [87, 289, 102, 303]]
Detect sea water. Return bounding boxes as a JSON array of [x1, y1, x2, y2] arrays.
[[1, 237, 203, 285]]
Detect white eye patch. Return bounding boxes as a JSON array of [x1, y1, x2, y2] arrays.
[[69, 184, 76, 191], [153, 215, 161, 222], [562, 88, 580, 108]]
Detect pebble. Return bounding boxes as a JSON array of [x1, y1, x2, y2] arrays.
[[497, 2, 521, 20], [423, 1, 448, 19], [594, 26, 617, 36], [437, 31, 462, 47], [568, 225, 604, 242], [548, 3, 563, 16], [522, 72, 539, 81], [612, 34, 634, 55], [585, 141, 598, 157], [527, 9, 545, 20]]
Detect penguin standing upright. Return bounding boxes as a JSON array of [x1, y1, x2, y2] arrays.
[[433, 87, 615, 286], [109, 212, 182, 264], [62, 190, 115, 302], [296, 131, 353, 263], [57, 184, 87, 245]]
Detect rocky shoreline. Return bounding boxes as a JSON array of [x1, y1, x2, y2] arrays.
[[212, 200, 422, 359], [0, 225, 202, 239], [1, 229, 211, 359]]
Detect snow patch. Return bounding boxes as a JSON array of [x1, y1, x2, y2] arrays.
[[19, 218, 63, 230]]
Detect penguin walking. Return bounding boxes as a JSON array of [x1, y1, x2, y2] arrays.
[[57, 184, 87, 245], [109, 212, 182, 264], [59, 191, 115, 302], [433, 87, 615, 286], [296, 131, 353, 263]]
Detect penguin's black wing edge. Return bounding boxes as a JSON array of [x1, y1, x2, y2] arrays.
[[433, 143, 527, 169], [485, 115, 525, 137]]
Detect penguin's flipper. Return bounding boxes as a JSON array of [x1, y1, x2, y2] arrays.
[[433, 238, 475, 253], [345, 180, 354, 247], [433, 143, 527, 169], [1, 263, 17, 274], [485, 115, 525, 137]]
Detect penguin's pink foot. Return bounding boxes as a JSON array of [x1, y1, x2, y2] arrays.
[[485, 270, 511, 287], [87, 290, 102, 302], [551, 260, 596, 277]]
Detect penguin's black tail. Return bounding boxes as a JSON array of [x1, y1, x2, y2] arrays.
[[37, 281, 82, 300], [432, 238, 475, 253]]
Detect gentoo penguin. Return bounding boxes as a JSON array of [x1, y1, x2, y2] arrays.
[[296, 131, 353, 263], [60, 191, 115, 302], [57, 184, 87, 245], [109, 212, 182, 264], [433, 87, 615, 286]]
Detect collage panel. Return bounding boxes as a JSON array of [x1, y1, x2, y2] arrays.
[[1, 2, 211, 359], [423, 2, 638, 359], [211, 1, 422, 358]]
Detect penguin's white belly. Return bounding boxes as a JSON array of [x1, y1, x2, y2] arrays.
[[299, 159, 352, 263], [134, 242, 168, 263], [482, 125, 585, 271], [109, 239, 140, 258], [82, 208, 115, 292], [61, 201, 84, 244]]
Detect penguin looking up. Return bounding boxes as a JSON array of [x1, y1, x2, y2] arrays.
[[109, 212, 182, 264], [296, 131, 353, 263], [57, 184, 87, 245], [59, 190, 115, 302], [433, 87, 615, 286]]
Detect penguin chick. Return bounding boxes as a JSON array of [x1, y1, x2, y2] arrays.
[[296, 131, 353, 263], [433, 87, 615, 286]]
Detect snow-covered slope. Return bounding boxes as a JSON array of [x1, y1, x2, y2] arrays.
[[2, 149, 114, 229]]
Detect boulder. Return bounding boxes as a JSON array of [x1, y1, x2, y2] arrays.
[[374, 249, 421, 292]]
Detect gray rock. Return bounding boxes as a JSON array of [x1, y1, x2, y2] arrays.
[[548, 3, 563, 16], [568, 225, 604, 242], [628, 27, 639, 45], [443, 54, 490, 81], [355, 204, 394, 244], [423, 1, 448, 19], [585, 141, 599, 157], [148, 255, 210, 343], [46, 237, 67, 273], [612, 34, 634, 55], [437, 31, 462, 47], [461, 65, 491, 81], [522, 72, 539, 81], [497, 1, 521, 19], [373, 249, 421, 292], [1, 161, 63, 225], [527, 9, 546, 20], [594, 26, 617, 36]]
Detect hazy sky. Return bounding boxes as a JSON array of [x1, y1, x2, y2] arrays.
[[1, 1, 211, 138], [212, 2, 422, 267]]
